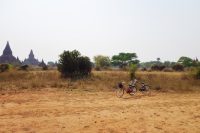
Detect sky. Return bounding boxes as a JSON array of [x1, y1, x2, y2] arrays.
[[0, 0, 200, 63]]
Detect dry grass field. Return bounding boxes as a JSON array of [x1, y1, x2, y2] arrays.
[[0, 70, 200, 133]]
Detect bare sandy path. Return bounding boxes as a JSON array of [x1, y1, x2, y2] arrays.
[[0, 90, 200, 133]]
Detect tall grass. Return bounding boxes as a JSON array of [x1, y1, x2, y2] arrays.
[[0, 70, 199, 92], [136, 71, 200, 92]]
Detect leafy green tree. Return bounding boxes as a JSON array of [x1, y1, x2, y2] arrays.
[[178, 56, 193, 67], [57, 50, 92, 78], [111, 53, 139, 68], [94, 55, 111, 69]]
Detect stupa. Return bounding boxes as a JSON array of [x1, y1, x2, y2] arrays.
[[23, 50, 40, 65], [0, 41, 20, 65]]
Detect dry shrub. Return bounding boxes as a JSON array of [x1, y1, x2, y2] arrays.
[[189, 67, 200, 80]]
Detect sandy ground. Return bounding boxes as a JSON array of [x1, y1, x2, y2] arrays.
[[0, 90, 200, 133]]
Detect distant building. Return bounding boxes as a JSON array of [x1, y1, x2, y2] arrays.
[[39, 59, 47, 67], [0, 41, 21, 65], [23, 50, 40, 65]]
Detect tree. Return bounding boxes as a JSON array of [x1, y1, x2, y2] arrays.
[[157, 58, 161, 62], [178, 56, 193, 67], [57, 50, 92, 78], [94, 55, 111, 69], [111, 53, 139, 68], [129, 64, 137, 80]]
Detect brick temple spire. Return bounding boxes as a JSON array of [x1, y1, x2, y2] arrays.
[[0, 41, 20, 65], [29, 49, 35, 59], [3, 41, 12, 56], [24, 49, 40, 65]]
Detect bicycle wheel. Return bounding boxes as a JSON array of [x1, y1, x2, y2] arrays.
[[116, 88, 124, 98], [142, 85, 151, 95], [129, 87, 137, 96]]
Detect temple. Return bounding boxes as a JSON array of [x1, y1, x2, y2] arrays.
[[39, 59, 47, 67], [0, 41, 47, 66], [23, 50, 40, 65], [0, 41, 21, 65]]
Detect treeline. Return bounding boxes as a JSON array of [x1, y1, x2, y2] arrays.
[[140, 57, 200, 72], [92, 54, 200, 79], [1, 50, 200, 79], [93, 54, 200, 71]]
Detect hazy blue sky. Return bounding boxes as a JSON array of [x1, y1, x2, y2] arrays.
[[0, 0, 200, 62]]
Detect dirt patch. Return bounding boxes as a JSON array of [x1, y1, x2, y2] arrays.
[[0, 90, 200, 133]]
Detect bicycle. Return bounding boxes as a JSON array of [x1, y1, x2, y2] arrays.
[[116, 80, 151, 98]]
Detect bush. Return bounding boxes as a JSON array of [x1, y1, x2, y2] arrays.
[[151, 65, 165, 71], [172, 64, 184, 71], [78, 56, 92, 76], [0, 64, 9, 72], [57, 50, 92, 78]]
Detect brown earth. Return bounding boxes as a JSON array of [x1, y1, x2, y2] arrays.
[[0, 90, 200, 133]]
